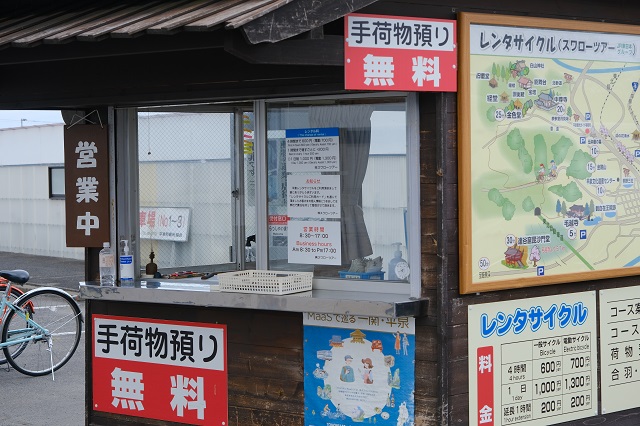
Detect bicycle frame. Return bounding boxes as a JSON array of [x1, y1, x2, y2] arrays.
[[0, 284, 48, 349], [0, 282, 25, 317], [0, 270, 82, 380], [0, 282, 57, 378]]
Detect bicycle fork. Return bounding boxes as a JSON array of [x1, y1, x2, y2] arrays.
[[47, 335, 54, 381]]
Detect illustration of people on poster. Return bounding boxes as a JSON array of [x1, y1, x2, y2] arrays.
[[303, 314, 415, 426]]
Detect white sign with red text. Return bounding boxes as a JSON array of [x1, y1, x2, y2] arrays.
[[288, 220, 341, 265], [345, 13, 457, 92], [140, 207, 190, 242], [269, 214, 289, 248], [287, 175, 341, 219], [93, 314, 227, 425]]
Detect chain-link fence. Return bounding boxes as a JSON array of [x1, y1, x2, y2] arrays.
[[137, 111, 255, 273]]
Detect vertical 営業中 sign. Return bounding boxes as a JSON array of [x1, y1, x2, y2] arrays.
[[64, 125, 110, 247]]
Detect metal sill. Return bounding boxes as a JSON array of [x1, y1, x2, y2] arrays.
[[79, 281, 427, 318]]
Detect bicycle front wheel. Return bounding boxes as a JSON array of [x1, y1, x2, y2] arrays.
[[2, 288, 82, 376]]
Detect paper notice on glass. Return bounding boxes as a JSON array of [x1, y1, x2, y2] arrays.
[[287, 174, 341, 219], [288, 220, 341, 265], [286, 128, 339, 173]]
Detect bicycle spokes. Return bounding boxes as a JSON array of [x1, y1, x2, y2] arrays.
[[2, 288, 82, 377]]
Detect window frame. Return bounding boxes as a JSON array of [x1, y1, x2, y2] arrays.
[[257, 93, 420, 297], [118, 93, 420, 298], [48, 165, 65, 199]]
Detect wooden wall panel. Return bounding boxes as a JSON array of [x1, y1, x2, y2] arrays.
[[413, 396, 439, 425], [417, 90, 440, 424], [88, 300, 437, 425]]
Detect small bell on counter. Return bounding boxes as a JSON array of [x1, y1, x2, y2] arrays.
[[146, 251, 158, 276]]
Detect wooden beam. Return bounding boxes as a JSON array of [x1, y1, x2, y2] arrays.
[[224, 30, 342, 65], [0, 47, 345, 109], [0, 32, 224, 66], [241, 0, 378, 43]]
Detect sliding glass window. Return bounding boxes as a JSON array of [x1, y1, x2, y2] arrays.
[[265, 97, 411, 284]]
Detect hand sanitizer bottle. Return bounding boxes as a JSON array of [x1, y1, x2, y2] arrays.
[[119, 240, 135, 286]]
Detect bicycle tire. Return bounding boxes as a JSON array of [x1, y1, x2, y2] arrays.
[[2, 288, 82, 376], [0, 284, 31, 366]]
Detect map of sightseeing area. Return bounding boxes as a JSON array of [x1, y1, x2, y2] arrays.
[[467, 23, 640, 289]]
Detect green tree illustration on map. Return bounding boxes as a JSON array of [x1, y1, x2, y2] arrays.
[[486, 106, 497, 122], [522, 99, 534, 117], [507, 128, 533, 173], [488, 188, 516, 220], [565, 150, 594, 179], [507, 128, 524, 150], [551, 135, 573, 164], [523, 196, 535, 212], [549, 181, 583, 202], [533, 134, 548, 175]]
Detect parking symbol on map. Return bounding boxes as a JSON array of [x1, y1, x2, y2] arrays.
[[580, 230, 587, 239], [635, 149, 640, 158], [585, 112, 591, 120], [537, 266, 545, 276], [580, 136, 586, 144]]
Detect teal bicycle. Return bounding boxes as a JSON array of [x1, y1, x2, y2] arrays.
[[0, 269, 82, 379]]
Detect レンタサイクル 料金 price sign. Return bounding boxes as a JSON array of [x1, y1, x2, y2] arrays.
[[468, 292, 598, 426]]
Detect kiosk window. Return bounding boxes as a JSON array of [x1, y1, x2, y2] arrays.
[[133, 95, 417, 291], [137, 109, 255, 275]]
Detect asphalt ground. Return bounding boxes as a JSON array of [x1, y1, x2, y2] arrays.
[[0, 251, 84, 293]]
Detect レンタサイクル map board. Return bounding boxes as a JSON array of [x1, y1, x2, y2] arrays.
[[459, 13, 640, 293]]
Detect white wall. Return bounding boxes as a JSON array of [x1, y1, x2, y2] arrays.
[[0, 124, 64, 165], [0, 124, 83, 259]]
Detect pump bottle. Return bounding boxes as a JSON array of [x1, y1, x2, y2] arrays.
[[119, 240, 135, 286]]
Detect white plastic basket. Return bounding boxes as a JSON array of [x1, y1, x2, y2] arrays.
[[217, 270, 313, 295]]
